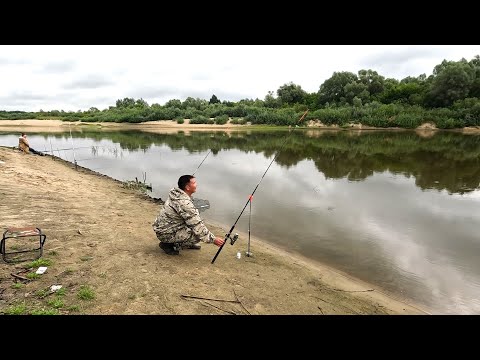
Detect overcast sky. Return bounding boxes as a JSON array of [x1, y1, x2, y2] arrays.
[[1, 45, 479, 112]]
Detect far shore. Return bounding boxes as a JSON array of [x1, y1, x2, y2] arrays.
[[1, 118, 480, 134]]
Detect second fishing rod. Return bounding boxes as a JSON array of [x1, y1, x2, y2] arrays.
[[211, 110, 309, 264]]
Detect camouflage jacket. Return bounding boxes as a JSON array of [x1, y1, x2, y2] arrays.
[[152, 187, 215, 243]]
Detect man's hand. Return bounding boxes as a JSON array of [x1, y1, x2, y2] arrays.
[[213, 237, 225, 247]]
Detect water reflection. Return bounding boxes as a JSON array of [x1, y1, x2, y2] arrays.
[[1, 129, 480, 314], [4, 129, 478, 194]]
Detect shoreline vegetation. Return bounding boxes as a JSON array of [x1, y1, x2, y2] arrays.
[[0, 121, 431, 314]]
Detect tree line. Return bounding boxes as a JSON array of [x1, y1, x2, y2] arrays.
[[1, 55, 479, 129]]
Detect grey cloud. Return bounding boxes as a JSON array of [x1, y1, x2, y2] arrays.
[[73, 95, 114, 109], [360, 47, 447, 67], [127, 86, 176, 100], [1, 91, 50, 102], [63, 76, 114, 90], [356, 48, 452, 79], [191, 73, 212, 81], [0, 91, 110, 111], [0, 93, 51, 111], [41, 61, 76, 74], [0, 57, 30, 65]]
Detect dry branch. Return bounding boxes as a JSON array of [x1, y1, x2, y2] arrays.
[[181, 294, 238, 303], [332, 288, 374, 293], [11, 273, 30, 281], [203, 301, 237, 315], [233, 289, 251, 315]]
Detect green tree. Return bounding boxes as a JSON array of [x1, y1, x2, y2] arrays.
[[182, 97, 208, 110], [318, 71, 358, 106], [165, 99, 182, 108], [135, 98, 149, 108], [222, 100, 235, 107], [468, 55, 480, 98], [304, 92, 319, 110], [209, 94, 220, 104], [425, 59, 475, 107], [264, 91, 280, 108], [380, 82, 424, 105], [357, 69, 385, 98], [344, 82, 369, 104], [276, 82, 307, 105], [116, 98, 136, 108]]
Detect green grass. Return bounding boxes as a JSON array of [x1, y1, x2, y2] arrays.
[[25, 258, 52, 269], [122, 180, 151, 194], [77, 285, 95, 300], [30, 308, 60, 315], [56, 288, 66, 296], [26, 272, 40, 280], [4, 303, 27, 315], [35, 289, 48, 297], [47, 298, 64, 309], [67, 305, 80, 312], [11, 283, 24, 289]]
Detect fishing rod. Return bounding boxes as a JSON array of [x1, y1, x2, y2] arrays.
[[192, 150, 211, 176], [211, 110, 309, 264], [246, 196, 252, 257], [42, 146, 94, 153], [188, 149, 213, 212]]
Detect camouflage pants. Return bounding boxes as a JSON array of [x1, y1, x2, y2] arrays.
[[155, 227, 200, 247]]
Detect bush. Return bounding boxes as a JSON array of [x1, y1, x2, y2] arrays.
[[215, 115, 229, 125], [190, 115, 210, 124]]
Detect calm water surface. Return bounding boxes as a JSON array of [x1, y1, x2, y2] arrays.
[[1, 129, 479, 314]]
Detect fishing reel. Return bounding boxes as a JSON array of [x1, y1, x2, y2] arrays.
[[226, 233, 239, 245]]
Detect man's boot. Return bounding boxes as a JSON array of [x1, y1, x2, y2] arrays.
[[184, 244, 201, 250], [159, 242, 179, 255]]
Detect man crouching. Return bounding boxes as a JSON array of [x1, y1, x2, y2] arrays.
[[153, 175, 225, 255]]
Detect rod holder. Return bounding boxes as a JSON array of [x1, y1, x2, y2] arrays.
[[228, 233, 239, 245]]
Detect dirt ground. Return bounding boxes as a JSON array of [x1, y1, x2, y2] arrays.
[[0, 123, 430, 315]]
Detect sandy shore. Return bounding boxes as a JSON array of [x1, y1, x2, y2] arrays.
[[1, 118, 479, 135], [0, 119, 248, 134]]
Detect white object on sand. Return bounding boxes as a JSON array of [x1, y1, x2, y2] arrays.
[[36, 266, 47, 274]]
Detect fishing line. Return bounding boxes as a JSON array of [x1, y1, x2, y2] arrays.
[[192, 150, 211, 176], [211, 110, 309, 264]]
